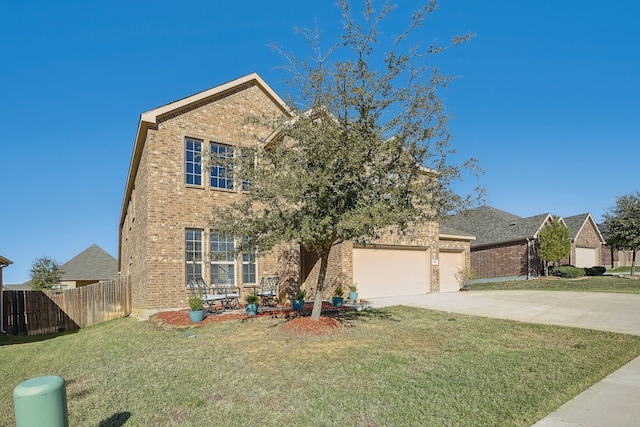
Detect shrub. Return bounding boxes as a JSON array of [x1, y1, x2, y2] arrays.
[[551, 265, 585, 278], [551, 265, 584, 279], [585, 266, 606, 276]]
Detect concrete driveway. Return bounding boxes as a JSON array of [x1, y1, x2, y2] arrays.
[[367, 291, 640, 427], [368, 290, 640, 335]]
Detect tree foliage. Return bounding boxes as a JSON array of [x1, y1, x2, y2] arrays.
[[212, 0, 482, 320], [603, 191, 640, 276], [29, 256, 63, 290], [538, 216, 571, 272]]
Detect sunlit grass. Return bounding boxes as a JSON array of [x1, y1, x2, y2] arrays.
[[2, 307, 639, 426], [474, 275, 640, 293]]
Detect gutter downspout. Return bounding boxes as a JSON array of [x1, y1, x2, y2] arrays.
[[526, 238, 531, 280]]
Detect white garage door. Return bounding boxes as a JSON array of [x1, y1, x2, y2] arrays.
[[575, 247, 597, 268], [353, 248, 429, 298], [439, 251, 464, 292]]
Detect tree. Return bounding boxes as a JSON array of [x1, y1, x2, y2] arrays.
[[212, 0, 482, 320], [29, 256, 64, 290], [603, 191, 640, 276], [537, 216, 571, 275]]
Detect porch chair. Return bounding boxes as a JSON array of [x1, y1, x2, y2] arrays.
[[187, 277, 226, 312], [256, 276, 280, 307], [210, 279, 241, 310]]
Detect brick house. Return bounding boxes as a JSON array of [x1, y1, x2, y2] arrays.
[[443, 206, 553, 280], [118, 73, 473, 315], [560, 213, 605, 268]]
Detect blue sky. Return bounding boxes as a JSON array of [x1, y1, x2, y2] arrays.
[[1, 0, 638, 284]]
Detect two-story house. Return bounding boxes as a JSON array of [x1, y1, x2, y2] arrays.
[[119, 73, 473, 315]]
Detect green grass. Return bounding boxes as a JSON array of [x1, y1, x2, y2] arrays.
[[609, 266, 637, 273], [473, 275, 640, 293], [2, 307, 640, 426]]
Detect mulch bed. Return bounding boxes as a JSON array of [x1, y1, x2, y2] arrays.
[[150, 302, 350, 335]]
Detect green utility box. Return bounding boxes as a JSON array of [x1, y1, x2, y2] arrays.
[[13, 375, 69, 427]]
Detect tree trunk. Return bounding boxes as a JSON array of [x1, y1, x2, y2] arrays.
[[610, 247, 615, 269], [631, 249, 637, 277], [310, 248, 330, 321]]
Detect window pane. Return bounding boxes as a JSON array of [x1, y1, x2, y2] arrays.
[[185, 138, 202, 186], [242, 237, 256, 283], [210, 143, 234, 190], [210, 232, 235, 285], [185, 229, 203, 282]]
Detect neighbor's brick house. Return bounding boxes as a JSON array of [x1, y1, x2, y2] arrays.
[[560, 213, 605, 268], [443, 206, 552, 280], [119, 73, 473, 314]]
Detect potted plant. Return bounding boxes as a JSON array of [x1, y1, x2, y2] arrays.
[[292, 288, 306, 312], [245, 293, 259, 316], [348, 283, 358, 301], [332, 286, 344, 307], [188, 294, 204, 322]]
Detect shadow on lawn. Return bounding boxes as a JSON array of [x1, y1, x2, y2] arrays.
[[315, 306, 399, 326], [99, 411, 131, 427]]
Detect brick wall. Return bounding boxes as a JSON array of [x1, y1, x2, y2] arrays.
[[472, 240, 541, 279], [121, 83, 289, 312]]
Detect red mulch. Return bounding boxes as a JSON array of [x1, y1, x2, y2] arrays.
[[282, 316, 342, 335], [149, 302, 349, 335]]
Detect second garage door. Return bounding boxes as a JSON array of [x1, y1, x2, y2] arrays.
[[439, 251, 464, 292], [353, 247, 429, 298]]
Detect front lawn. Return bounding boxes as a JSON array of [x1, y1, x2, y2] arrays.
[[2, 307, 640, 426], [473, 275, 640, 293]]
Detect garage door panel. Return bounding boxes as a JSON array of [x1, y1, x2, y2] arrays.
[[353, 248, 428, 298], [440, 251, 463, 293], [575, 247, 597, 268]]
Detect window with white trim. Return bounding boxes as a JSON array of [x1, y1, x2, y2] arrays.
[[242, 237, 257, 284], [185, 229, 203, 281], [185, 138, 202, 185], [210, 232, 235, 285], [240, 147, 256, 191], [210, 143, 234, 190]]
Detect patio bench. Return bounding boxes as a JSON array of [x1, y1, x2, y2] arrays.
[[188, 277, 226, 312]]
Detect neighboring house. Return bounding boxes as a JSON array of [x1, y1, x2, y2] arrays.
[[118, 72, 474, 314], [443, 206, 554, 280], [58, 244, 118, 289], [560, 213, 605, 268], [598, 222, 634, 268]]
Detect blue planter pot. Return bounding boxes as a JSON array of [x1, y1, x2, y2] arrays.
[[189, 309, 204, 323], [332, 296, 344, 307], [245, 303, 258, 316], [292, 299, 304, 312], [348, 292, 358, 300]]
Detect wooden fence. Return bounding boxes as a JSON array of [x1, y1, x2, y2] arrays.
[[2, 278, 131, 336]]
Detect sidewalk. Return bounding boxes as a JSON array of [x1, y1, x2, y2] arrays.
[[368, 291, 640, 427]]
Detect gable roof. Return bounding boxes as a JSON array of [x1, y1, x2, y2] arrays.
[[61, 244, 118, 281], [443, 205, 552, 247], [562, 213, 605, 243], [118, 73, 292, 269], [0, 255, 12, 267]]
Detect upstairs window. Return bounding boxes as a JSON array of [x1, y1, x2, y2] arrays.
[[240, 147, 256, 191], [210, 143, 234, 190], [185, 138, 202, 185]]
